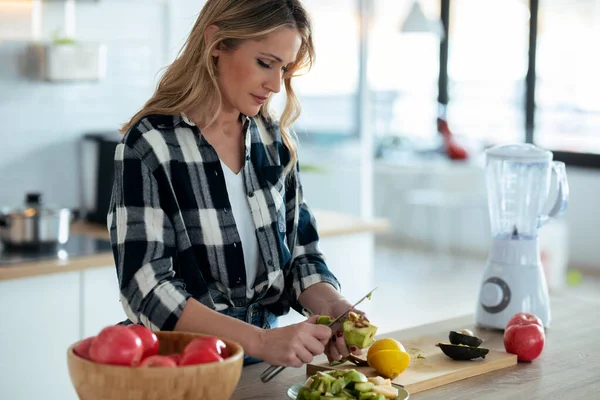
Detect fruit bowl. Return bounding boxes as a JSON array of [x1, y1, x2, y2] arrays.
[[66, 331, 244, 400]]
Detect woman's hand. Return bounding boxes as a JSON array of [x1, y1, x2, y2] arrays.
[[323, 299, 370, 364], [255, 315, 332, 368]]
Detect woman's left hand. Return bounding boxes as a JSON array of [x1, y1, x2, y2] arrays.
[[322, 299, 370, 364]]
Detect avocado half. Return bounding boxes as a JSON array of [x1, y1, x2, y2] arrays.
[[449, 331, 483, 348], [316, 313, 378, 349], [437, 343, 489, 360]]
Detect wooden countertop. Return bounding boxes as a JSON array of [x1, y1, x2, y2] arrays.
[[0, 209, 388, 282], [232, 293, 600, 399], [69, 209, 390, 241], [312, 210, 389, 238]]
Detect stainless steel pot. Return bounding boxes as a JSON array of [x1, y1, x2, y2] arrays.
[[0, 193, 72, 247]]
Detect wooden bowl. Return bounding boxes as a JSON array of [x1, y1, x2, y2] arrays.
[[67, 331, 244, 400]]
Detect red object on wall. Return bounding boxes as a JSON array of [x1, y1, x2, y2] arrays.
[[438, 118, 468, 160]]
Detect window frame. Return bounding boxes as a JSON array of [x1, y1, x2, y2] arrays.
[[439, 0, 600, 169]]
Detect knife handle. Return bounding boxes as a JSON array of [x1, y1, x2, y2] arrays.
[[260, 364, 285, 383]]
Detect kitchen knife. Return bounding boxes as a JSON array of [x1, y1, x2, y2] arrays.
[[260, 287, 378, 383], [323, 287, 378, 328]]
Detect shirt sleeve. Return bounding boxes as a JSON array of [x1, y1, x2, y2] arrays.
[[284, 162, 342, 315], [107, 140, 192, 331]]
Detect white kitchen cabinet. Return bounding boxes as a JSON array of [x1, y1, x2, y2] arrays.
[[81, 266, 127, 338], [0, 272, 80, 400]]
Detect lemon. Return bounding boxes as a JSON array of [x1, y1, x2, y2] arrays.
[[367, 338, 411, 380], [367, 349, 411, 380], [367, 338, 406, 362]]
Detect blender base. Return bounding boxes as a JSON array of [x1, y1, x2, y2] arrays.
[[475, 246, 551, 330]]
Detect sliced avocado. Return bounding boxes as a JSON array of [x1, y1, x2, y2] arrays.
[[309, 377, 321, 391], [296, 387, 310, 400], [438, 342, 489, 360], [297, 387, 321, 400], [329, 358, 348, 367], [358, 393, 378, 400], [354, 382, 375, 392], [344, 369, 368, 383], [449, 330, 483, 348], [318, 371, 337, 384], [330, 377, 348, 395], [341, 388, 358, 399]]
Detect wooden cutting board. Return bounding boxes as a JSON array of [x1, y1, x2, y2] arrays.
[[306, 335, 517, 394]]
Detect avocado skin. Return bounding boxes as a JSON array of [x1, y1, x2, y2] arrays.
[[449, 331, 483, 348], [438, 343, 489, 360]]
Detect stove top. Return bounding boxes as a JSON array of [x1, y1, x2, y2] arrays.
[[0, 234, 112, 266]]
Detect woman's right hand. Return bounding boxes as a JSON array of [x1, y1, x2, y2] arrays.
[[256, 315, 332, 367]]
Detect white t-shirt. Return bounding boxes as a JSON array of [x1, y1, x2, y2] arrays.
[[220, 161, 261, 299]]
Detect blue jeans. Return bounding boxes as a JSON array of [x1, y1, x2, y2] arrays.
[[220, 303, 279, 366]]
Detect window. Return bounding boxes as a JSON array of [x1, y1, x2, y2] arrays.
[[368, 0, 441, 144], [272, 0, 360, 138], [274, 0, 600, 167], [446, 0, 530, 145], [535, 0, 600, 155]]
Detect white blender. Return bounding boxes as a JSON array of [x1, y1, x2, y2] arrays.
[[475, 144, 569, 330]]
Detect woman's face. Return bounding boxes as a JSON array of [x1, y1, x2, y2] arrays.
[[214, 27, 302, 117]]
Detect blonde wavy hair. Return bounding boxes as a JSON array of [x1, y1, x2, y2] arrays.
[[121, 0, 315, 173]]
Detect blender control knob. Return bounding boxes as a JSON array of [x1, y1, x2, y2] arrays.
[[481, 283, 503, 307], [480, 277, 511, 314]]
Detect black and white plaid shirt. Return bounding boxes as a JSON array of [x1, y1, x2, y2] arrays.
[[107, 113, 340, 331]]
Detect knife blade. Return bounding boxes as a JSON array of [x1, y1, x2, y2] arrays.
[[260, 287, 378, 383], [325, 287, 378, 327]]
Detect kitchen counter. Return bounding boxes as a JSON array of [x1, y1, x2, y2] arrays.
[[232, 293, 600, 399], [0, 209, 388, 281]]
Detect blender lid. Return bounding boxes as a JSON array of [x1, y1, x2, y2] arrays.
[[485, 143, 553, 163]]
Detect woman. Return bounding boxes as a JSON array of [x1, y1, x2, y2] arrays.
[[108, 0, 367, 368]]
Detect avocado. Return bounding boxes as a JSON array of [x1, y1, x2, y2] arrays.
[[316, 315, 333, 325], [297, 387, 322, 400], [344, 369, 368, 383], [449, 330, 483, 348], [354, 382, 375, 392], [437, 343, 489, 360], [317, 312, 378, 350], [343, 312, 378, 349], [358, 394, 379, 400], [330, 377, 348, 395]]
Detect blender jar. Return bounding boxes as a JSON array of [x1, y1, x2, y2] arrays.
[[485, 144, 569, 240]]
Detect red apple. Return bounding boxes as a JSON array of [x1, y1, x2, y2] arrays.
[[504, 322, 545, 362], [139, 355, 178, 368], [89, 325, 144, 366], [128, 324, 159, 359], [179, 337, 226, 366], [73, 336, 95, 360], [167, 353, 181, 365], [183, 336, 230, 359], [179, 348, 223, 366], [506, 312, 543, 329]]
